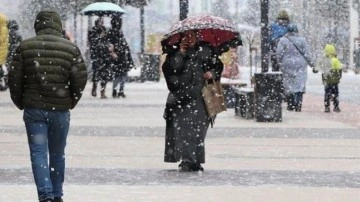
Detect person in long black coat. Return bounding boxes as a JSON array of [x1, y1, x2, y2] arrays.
[[162, 30, 223, 172], [107, 15, 134, 98], [6, 20, 22, 68], [88, 17, 111, 98]]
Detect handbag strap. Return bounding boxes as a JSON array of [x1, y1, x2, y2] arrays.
[[284, 36, 312, 66]]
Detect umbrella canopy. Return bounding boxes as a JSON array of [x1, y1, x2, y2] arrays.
[[161, 15, 242, 54], [80, 2, 126, 16]]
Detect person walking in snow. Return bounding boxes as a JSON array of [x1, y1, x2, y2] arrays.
[[276, 24, 315, 112], [315, 44, 342, 113], [8, 10, 87, 202], [6, 19, 22, 68], [88, 17, 111, 98], [270, 10, 291, 72]]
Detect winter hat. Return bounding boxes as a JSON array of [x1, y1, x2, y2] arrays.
[[324, 44, 336, 57], [277, 10, 289, 20], [34, 9, 62, 35], [288, 24, 298, 33]]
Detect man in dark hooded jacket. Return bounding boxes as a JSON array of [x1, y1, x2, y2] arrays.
[[8, 10, 87, 202]]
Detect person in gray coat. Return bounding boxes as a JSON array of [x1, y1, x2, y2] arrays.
[[162, 30, 223, 172], [276, 24, 315, 112]]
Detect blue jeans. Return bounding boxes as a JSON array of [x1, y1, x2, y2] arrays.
[[23, 108, 70, 201], [113, 72, 127, 93]]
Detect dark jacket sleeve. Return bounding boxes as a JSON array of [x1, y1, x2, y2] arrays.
[[8, 47, 24, 110], [198, 44, 223, 81], [122, 39, 135, 71], [210, 57, 224, 81], [69, 47, 87, 109], [162, 52, 187, 92]]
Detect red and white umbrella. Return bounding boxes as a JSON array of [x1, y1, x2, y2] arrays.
[[161, 15, 242, 54]]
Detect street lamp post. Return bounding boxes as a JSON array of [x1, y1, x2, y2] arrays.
[[254, 0, 283, 122], [140, 6, 145, 53], [260, 0, 269, 73]]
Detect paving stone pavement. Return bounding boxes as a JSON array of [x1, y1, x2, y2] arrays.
[[1, 79, 360, 202]]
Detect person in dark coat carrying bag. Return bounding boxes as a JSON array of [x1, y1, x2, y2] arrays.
[[162, 30, 223, 172], [8, 10, 87, 202]]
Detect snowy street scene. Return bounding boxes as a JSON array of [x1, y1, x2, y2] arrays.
[[0, 0, 360, 202]]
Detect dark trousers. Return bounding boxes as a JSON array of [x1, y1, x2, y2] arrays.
[[91, 60, 107, 90], [113, 72, 127, 93], [287, 92, 303, 110], [324, 84, 339, 108]]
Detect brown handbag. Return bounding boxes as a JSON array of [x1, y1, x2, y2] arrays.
[[202, 79, 227, 118]]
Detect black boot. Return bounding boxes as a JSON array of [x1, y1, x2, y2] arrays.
[[100, 89, 107, 99], [333, 106, 341, 112], [325, 106, 330, 113], [91, 83, 97, 97], [40, 199, 53, 202], [178, 161, 192, 172], [53, 197, 63, 202], [112, 89, 118, 98], [190, 163, 204, 171], [118, 92, 126, 98]]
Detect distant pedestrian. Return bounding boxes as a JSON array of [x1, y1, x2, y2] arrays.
[[270, 10, 290, 71], [107, 15, 134, 98], [88, 17, 110, 98], [162, 30, 223, 172], [353, 46, 360, 74], [315, 44, 342, 113], [8, 10, 87, 202], [6, 19, 22, 68], [0, 13, 9, 80], [276, 24, 315, 112]]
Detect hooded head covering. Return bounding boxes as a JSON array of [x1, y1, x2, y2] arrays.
[[8, 20, 19, 30], [324, 44, 336, 57], [34, 9, 62, 36], [277, 10, 290, 21], [95, 17, 104, 27], [111, 15, 122, 30]]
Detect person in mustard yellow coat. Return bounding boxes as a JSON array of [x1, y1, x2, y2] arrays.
[[0, 13, 9, 66]]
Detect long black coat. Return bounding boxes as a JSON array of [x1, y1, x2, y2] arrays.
[[163, 43, 223, 163], [88, 26, 113, 81], [107, 29, 134, 77], [7, 20, 22, 67]]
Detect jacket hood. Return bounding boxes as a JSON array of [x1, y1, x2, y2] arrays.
[[325, 44, 336, 57], [8, 20, 19, 30], [34, 10, 62, 36], [0, 14, 8, 28]]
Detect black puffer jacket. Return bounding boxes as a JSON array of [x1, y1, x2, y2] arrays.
[[8, 10, 87, 110]]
